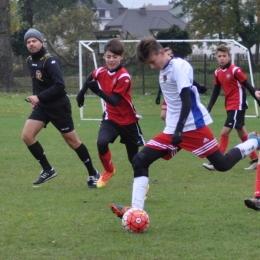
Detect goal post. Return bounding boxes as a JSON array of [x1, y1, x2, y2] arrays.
[[78, 39, 259, 120]]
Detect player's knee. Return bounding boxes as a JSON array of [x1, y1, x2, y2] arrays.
[[132, 152, 147, 170], [97, 137, 109, 150]]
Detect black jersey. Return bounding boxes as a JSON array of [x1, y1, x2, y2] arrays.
[[26, 47, 69, 108]]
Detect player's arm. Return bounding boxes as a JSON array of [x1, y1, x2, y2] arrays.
[[171, 87, 191, 145], [155, 85, 162, 104], [193, 80, 207, 94], [87, 80, 122, 106], [241, 80, 260, 106], [37, 57, 67, 103], [207, 84, 221, 113], [76, 72, 93, 107]]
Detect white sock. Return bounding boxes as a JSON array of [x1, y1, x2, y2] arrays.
[[131, 176, 149, 209], [235, 139, 258, 158]]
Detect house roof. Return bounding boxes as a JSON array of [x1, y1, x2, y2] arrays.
[[92, 0, 124, 19], [104, 8, 187, 39], [146, 5, 173, 11]]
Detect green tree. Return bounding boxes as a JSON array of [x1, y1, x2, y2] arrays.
[[156, 25, 192, 58], [0, 0, 13, 91], [35, 5, 100, 68], [18, 0, 97, 27], [170, 0, 260, 66], [11, 28, 30, 76]]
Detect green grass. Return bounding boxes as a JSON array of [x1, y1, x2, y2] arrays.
[[1, 93, 260, 259]]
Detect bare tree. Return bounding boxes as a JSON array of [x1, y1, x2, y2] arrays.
[[0, 0, 13, 91]]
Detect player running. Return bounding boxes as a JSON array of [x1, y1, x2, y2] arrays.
[[77, 38, 145, 188], [203, 44, 259, 171]]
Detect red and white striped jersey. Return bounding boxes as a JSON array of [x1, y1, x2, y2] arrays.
[[214, 64, 248, 111], [92, 66, 139, 125]]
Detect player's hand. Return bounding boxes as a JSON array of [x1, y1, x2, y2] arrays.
[[155, 95, 161, 104], [255, 90, 260, 100], [171, 132, 182, 145], [76, 89, 85, 107], [198, 84, 207, 94]]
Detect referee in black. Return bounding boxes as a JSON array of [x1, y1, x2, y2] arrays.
[[22, 28, 100, 187]]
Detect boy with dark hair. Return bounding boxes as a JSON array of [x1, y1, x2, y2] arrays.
[[77, 38, 145, 188], [109, 37, 260, 219], [203, 44, 259, 171]]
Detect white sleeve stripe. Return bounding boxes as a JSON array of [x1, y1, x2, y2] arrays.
[[118, 73, 131, 80], [95, 67, 104, 77]]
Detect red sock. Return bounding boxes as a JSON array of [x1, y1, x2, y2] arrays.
[[241, 135, 258, 160], [254, 164, 260, 197], [99, 150, 114, 173], [219, 135, 229, 154]]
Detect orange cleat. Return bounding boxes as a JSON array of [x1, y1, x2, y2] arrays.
[[97, 168, 115, 188]]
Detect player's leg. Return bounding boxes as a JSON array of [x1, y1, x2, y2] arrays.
[[52, 104, 99, 188], [125, 142, 150, 199], [121, 121, 147, 197], [237, 126, 258, 170], [120, 121, 145, 164], [61, 130, 99, 188], [180, 126, 259, 171], [110, 133, 179, 218], [207, 138, 259, 171], [22, 106, 55, 185], [202, 112, 232, 170], [96, 121, 118, 188], [110, 147, 168, 218], [245, 152, 260, 210]]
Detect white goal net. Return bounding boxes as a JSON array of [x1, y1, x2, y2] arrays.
[[78, 39, 259, 120]]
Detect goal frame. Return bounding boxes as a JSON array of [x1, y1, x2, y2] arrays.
[[78, 39, 259, 120]]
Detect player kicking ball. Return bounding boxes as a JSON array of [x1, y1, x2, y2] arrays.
[[110, 37, 260, 219]]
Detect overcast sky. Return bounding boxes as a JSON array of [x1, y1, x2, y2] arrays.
[[118, 0, 171, 8]]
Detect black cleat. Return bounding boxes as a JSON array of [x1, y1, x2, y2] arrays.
[[33, 168, 57, 185], [244, 198, 260, 211], [87, 170, 100, 188]]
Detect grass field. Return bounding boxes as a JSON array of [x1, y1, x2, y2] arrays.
[[1, 93, 260, 260]]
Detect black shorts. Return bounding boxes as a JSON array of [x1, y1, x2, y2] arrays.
[[28, 103, 74, 133], [98, 120, 145, 146], [224, 110, 245, 130]]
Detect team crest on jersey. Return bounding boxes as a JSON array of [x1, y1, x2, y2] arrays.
[[36, 70, 42, 79], [226, 74, 231, 79], [113, 78, 118, 85], [163, 74, 167, 82]]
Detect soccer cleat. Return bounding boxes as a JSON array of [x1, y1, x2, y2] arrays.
[[202, 162, 215, 171], [144, 184, 149, 200], [33, 168, 57, 185], [248, 132, 260, 149], [244, 198, 260, 211], [244, 159, 258, 170], [110, 203, 131, 219], [87, 170, 100, 188], [97, 168, 115, 188]]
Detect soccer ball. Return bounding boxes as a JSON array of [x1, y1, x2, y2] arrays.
[[122, 208, 149, 233]]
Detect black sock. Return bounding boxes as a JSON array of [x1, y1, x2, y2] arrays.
[[27, 141, 52, 170], [75, 143, 96, 176]]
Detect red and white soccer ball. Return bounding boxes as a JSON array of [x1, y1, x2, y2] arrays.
[[122, 208, 150, 233]]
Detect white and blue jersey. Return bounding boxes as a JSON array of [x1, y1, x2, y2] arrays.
[[160, 57, 212, 134]]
